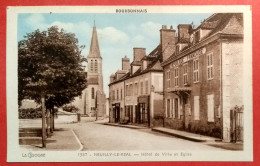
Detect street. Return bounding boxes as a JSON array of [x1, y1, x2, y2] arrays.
[[61, 118, 225, 151]]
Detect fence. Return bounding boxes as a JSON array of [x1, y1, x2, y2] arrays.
[[230, 105, 244, 142]]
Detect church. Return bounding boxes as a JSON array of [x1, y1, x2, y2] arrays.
[[72, 25, 106, 117]]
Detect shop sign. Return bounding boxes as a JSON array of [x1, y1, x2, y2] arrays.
[[171, 47, 206, 67]]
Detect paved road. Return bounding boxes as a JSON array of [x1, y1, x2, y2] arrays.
[[64, 119, 225, 151]]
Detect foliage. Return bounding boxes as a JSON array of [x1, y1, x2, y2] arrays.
[[62, 105, 80, 113], [19, 108, 42, 119], [18, 26, 87, 108]]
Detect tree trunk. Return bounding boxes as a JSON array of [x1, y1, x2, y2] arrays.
[[41, 95, 47, 148], [46, 108, 51, 138], [50, 107, 54, 133], [52, 107, 55, 131]]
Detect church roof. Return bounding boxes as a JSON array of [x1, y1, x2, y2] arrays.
[[88, 26, 101, 58]]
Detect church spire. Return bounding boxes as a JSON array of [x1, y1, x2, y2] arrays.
[[88, 25, 101, 58]]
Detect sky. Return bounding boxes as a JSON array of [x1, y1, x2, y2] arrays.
[[18, 13, 212, 96]]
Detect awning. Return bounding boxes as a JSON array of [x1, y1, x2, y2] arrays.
[[167, 87, 191, 93]]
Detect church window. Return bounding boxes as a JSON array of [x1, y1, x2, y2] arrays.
[[90, 60, 93, 72], [94, 60, 98, 72], [91, 88, 95, 99]]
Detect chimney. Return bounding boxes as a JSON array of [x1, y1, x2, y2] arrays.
[[177, 24, 192, 41], [122, 56, 130, 71], [160, 25, 176, 61], [110, 74, 115, 83], [133, 48, 146, 62]]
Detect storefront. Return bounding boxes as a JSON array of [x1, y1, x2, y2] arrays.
[[112, 103, 120, 123], [137, 95, 150, 127]]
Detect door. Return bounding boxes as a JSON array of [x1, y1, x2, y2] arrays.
[[174, 98, 178, 119], [167, 99, 171, 118]]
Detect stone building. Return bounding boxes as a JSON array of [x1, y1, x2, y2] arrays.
[[161, 13, 244, 142], [109, 45, 164, 127], [73, 25, 106, 117]]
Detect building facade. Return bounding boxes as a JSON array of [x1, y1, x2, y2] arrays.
[[109, 46, 164, 127], [73, 25, 106, 117], [161, 13, 244, 142]]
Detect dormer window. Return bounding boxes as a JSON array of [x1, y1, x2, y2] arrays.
[[195, 30, 200, 43], [176, 45, 180, 54]]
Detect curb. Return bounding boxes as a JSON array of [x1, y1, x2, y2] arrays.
[[104, 123, 147, 130], [71, 129, 83, 151], [152, 128, 207, 142]]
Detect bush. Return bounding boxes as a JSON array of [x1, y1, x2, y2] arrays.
[[19, 108, 42, 119], [62, 105, 79, 113]]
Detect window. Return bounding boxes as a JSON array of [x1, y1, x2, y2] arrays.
[[94, 60, 98, 72], [121, 89, 123, 99], [90, 60, 93, 72], [113, 90, 115, 100], [195, 30, 200, 43], [171, 99, 174, 118], [174, 67, 179, 87], [166, 99, 171, 118], [140, 82, 143, 95], [145, 80, 148, 94], [183, 63, 188, 85], [207, 53, 214, 80], [174, 98, 179, 119], [193, 59, 199, 83], [207, 94, 214, 122], [117, 89, 119, 100], [129, 84, 133, 96], [126, 85, 129, 96], [91, 88, 95, 99], [194, 96, 200, 120], [134, 83, 138, 95], [176, 45, 180, 54], [166, 71, 170, 88]]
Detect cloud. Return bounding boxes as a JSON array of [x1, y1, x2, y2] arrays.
[[140, 21, 161, 38], [98, 27, 129, 44], [25, 14, 48, 30], [131, 35, 145, 47]]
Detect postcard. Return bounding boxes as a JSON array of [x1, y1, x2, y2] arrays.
[[6, 5, 252, 162]]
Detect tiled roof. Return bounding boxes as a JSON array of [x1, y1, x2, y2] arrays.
[[162, 13, 243, 67], [202, 13, 243, 38], [109, 44, 163, 85]]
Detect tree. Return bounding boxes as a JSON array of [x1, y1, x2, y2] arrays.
[[18, 26, 87, 147]]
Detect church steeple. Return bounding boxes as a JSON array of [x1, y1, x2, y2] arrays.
[[88, 25, 101, 58]]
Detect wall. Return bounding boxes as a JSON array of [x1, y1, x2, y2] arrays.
[[221, 39, 243, 141], [109, 81, 125, 123], [162, 40, 223, 138]]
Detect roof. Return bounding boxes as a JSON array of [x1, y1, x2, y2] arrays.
[[177, 38, 190, 44], [88, 26, 102, 58], [196, 13, 243, 37], [162, 13, 243, 66], [109, 44, 163, 86], [131, 61, 142, 66]]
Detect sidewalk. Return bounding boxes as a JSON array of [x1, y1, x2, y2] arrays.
[[152, 127, 221, 142], [19, 119, 82, 151]]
